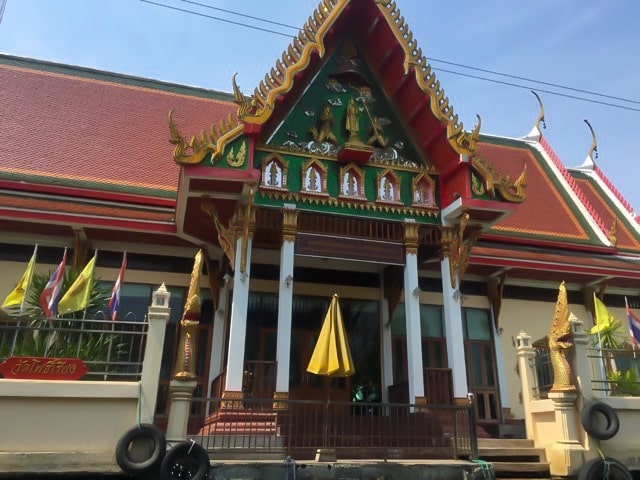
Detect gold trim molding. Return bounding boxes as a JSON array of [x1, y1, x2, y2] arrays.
[[441, 213, 480, 288], [168, 109, 243, 165]]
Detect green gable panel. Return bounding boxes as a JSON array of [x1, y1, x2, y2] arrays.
[[267, 42, 423, 167]]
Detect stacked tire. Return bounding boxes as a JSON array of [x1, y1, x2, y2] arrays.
[[115, 425, 209, 480], [579, 401, 633, 480]]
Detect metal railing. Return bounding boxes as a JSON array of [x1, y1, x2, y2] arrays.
[[0, 314, 148, 381], [188, 397, 477, 461], [533, 347, 553, 399], [588, 346, 640, 396]]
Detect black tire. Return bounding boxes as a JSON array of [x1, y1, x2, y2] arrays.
[[578, 457, 632, 480], [115, 423, 166, 475], [581, 401, 620, 440], [160, 441, 209, 480]]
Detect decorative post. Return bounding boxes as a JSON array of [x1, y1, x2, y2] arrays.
[[515, 331, 536, 440], [139, 283, 170, 424], [546, 283, 584, 477], [166, 251, 203, 442]]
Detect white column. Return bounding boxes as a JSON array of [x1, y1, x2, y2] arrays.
[[275, 218, 295, 394], [380, 297, 393, 403], [224, 235, 252, 393], [140, 284, 170, 424], [441, 256, 469, 398], [404, 221, 424, 403], [207, 273, 231, 393], [492, 321, 510, 410]]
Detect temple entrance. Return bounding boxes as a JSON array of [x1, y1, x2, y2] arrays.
[[289, 329, 351, 402]]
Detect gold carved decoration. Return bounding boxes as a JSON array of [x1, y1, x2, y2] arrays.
[[471, 173, 486, 196], [487, 273, 507, 331], [310, 103, 338, 144], [282, 207, 299, 243], [375, 1, 472, 156], [261, 153, 288, 191], [548, 281, 576, 392], [226, 141, 247, 167], [608, 217, 618, 247], [238, 192, 257, 274], [221, 389, 244, 409], [472, 153, 526, 203], [173, 250, 204, 380], [231, 1, 338, 125], [272, 391, 290, 410], [168, 109, 242, 165], [201, 200, 235, 270], [403, 221, 419, 256], [441, 213, 480, 288], [72, 229, 89, 271], [259, 188, 438, 218]]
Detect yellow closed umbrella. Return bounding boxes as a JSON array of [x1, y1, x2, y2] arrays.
[[307, 294, 355, 377]]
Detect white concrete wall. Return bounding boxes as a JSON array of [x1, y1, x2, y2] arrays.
[[0, 380, 139, 473]]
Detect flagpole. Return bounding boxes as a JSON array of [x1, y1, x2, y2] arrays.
[[19, 244, 38, 315], [626, 297, 637, 361], [105, 251, 126, 379], [75, 250, 97, 358]]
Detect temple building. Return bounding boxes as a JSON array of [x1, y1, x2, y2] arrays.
[[1, 0, 639, 437]]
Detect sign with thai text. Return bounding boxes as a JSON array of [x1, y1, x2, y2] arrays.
[[0, 357, 88, 380]]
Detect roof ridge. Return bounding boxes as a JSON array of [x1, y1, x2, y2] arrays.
[[592, 164, 638, 223], [539, 136, 609, 238], [0, 53, 234, 102]]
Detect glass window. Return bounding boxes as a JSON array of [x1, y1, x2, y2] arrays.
[[464, 308, 492, 340], [391, 303, 444, 338]]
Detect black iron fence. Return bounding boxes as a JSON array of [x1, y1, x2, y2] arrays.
[[188, 397, 478, 461], [0, 313, 148, 380], [588, 347, 640, 396]]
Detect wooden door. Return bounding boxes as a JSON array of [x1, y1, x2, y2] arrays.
[[288, 329, 351, 403], [463, 308, 501, 424]]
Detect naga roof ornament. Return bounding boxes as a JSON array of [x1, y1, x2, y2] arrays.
[[168, 109, 243, 165]]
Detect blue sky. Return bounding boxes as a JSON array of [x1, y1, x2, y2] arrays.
[[1, 0, 638, 214]]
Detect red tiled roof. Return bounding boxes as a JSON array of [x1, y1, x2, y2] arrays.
[[572, 174, 640, 253], [477, 138, 603, 247], [0, 57, 237, 199]]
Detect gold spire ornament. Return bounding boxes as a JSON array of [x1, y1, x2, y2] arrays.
[[173, 250, 204, 380]]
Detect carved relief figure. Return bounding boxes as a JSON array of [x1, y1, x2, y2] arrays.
[[345, 97, 360, 143], [310, 103, 338, 144]]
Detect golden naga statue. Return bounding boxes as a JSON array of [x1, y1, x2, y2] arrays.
[[173, 250, 204, 380], [548, 281, 576, 392]]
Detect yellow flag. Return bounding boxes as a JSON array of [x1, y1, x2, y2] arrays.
[[591, 294, 613, 335], [58, 255, 96, 315], [2, 247, 37, 308]]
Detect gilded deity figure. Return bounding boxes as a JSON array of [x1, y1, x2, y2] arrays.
[[310, 104, 338, 144], [345, 97, 360, 143]]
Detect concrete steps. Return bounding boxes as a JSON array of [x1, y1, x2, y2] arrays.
[[477, 438, 550, 479]]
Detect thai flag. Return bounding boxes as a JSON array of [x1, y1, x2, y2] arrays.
[[626, 297, 640, 348], [108, 252, 127, 321], [39, 249, 67, 317]]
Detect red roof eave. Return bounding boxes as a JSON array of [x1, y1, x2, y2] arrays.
[[0, 207, 177, 233], [481, 233, 615, 255], [0, 179, 175, 208]]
